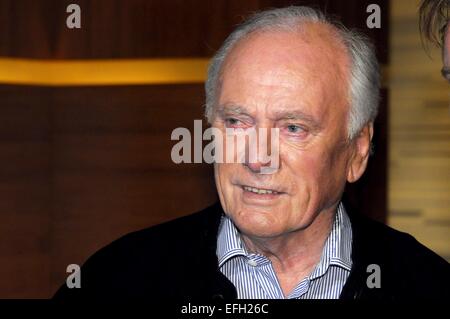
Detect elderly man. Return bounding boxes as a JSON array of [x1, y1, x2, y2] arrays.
[[55, 6, 449, 300]]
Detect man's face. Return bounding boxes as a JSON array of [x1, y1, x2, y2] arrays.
[[212, 25, 361, 239]]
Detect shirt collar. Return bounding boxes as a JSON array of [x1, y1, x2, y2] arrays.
[[309, 202, 353, 279], [216, 213, 248, 267], [216, 202, 353, 272]]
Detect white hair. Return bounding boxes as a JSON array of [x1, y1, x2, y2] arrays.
[[204, 6, 380, 139]]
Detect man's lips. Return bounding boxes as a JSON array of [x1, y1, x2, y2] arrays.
[[238, 184, 285, 195]]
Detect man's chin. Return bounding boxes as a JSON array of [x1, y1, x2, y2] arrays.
[[230, 209, 286, 239]]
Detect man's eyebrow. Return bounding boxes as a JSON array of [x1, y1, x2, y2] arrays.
[[273, 110, 321, 129], [216, 103, 251, 117]]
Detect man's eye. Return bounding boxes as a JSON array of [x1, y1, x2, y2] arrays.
[[225, 118, 242, 126], [286, 124, 304, 133]]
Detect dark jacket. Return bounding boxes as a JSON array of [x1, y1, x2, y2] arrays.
[[54, 202, 450, 300]]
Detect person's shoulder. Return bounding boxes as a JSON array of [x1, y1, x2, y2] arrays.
[[354, 213, 447, 266], [349, 211, 450, 298], [118, 204, 214, 241], [53, 203, 222, 299], [86, 202, 221, 267]]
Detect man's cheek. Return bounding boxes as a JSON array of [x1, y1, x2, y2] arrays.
[[283, 148, 317, 173], [297, 154, 332, 192], [217, 165, 234, 194]]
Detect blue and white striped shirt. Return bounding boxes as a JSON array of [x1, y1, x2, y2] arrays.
[[216, 202, 353, 299]]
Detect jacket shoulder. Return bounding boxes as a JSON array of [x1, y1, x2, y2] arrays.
[[356, 215, 447, 265], [53, 204, 221, 299], [349, 213, 450, 299], [101, 204, 216, 253]]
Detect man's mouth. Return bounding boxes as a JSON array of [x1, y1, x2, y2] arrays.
[[241, 185, 281, 195]]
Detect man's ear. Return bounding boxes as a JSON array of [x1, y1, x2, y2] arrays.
[[346, 123, 374, 183]]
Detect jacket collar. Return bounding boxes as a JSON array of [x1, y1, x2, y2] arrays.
[[199, 202, 237, 300]]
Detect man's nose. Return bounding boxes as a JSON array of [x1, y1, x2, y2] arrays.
[[242, 127, 274, 173], [244, 160, 266, 173]]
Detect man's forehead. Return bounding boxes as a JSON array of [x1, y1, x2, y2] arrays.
[[219, 25, 351, 94], [228, 24, 346, 63]]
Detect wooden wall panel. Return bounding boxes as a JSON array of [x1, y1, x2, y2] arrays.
[[0, 84, 219, 297], [0, 86, 52, 298], [50, 85, 218, 294], [0, 0, 388, 62]]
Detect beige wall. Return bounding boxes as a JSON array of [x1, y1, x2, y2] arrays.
[[388, 0, 450, 261]]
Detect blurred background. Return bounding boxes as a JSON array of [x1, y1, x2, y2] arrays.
[[0, 0, 448, 298]]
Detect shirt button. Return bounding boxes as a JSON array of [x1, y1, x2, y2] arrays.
[[248, 259, 257, 267]]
